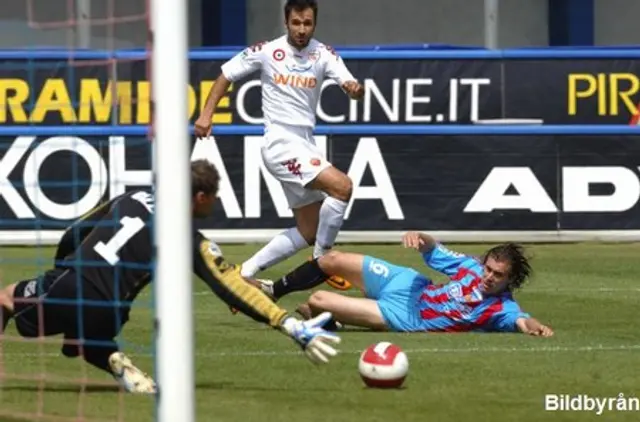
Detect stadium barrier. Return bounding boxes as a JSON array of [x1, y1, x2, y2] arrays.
[[0, 48, 639, 244]]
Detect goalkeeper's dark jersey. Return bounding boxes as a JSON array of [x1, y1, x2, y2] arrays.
[[55, 191, 288, 327], [56, 190, 155, 304]]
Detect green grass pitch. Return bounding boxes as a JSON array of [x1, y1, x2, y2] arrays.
[[0, 243, 638, 422]]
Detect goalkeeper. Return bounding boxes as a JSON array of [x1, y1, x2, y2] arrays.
[[0, 160, 340, 394]]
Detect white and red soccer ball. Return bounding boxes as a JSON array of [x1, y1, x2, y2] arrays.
[[358, 342, 409, 388]]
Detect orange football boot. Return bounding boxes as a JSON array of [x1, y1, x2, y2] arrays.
[[307, 256, 353, 290], [325, 274, 353, 291]]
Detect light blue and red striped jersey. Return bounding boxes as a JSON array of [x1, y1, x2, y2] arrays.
[[417, 243, 530, 333]]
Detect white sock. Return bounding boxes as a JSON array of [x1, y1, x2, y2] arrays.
[[313, 197, 348, 258], [240, 227, 309, 278]]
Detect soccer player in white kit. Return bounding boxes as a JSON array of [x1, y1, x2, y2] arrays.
[[195, 0, 364, 291]]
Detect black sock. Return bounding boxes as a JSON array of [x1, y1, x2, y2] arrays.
[[81, 343, 119, 374], [323, 318, 341, 331], [273, 259, 328, 300]]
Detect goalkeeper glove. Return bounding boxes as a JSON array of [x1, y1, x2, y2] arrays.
[[281, 312, 341, 364]]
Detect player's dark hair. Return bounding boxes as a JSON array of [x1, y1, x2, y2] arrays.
[[284, 0, 318, 23], [483, 243, 532, 292], [191, 159, 219, 198]]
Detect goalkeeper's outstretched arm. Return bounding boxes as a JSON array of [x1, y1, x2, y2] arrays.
[[191, 234, 341, 364], [193, 237, 288, 327]]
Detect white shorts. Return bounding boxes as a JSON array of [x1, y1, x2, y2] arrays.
[[262, 124, 331, 209]]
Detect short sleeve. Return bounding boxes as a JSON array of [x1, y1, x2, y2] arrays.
[[322, 44, 355, 86], [220, 42, 265, 82]]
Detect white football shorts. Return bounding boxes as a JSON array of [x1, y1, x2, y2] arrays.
[[261, 124, 331, 209]]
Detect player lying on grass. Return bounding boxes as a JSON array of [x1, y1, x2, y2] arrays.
[[0, 160, 340, 394], [254, 232, 554, 336]]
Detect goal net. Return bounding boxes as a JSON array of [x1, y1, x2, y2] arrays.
[[0, 0, 192, 421]]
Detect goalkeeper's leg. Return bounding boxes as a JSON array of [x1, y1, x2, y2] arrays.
[[7, 269, 72, 338], [0, 283, 17, 333], [107, 349, 156, 394], [6, 269, 155, 393], [62, 335, 156, 394], [65, 301, 156, 394]]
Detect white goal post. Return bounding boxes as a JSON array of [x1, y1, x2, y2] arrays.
[[151, 0, 195, 421]]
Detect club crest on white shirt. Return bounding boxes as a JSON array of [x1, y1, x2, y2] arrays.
[[272, 48, 285, 61]]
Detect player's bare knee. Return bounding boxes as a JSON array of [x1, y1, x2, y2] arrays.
[[311, 168, 353, 202], [327, 175, 352, 202], [308, 290, 332, 311], [0, 286, 15, 311], [317, 250, 345, 274]]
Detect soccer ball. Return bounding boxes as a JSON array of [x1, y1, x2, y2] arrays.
[[358, 342, 409, 388]]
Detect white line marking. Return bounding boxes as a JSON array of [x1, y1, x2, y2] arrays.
[[190, 287, 640, 297], [187, 343, 640, 357], [4, 344, 639, 359], [525, 288, 640, 293]]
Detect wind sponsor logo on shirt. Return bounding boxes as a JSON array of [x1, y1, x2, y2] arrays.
[[273, 73, 318, 89]]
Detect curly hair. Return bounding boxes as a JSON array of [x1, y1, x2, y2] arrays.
[[483, 243, 532, 292]]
